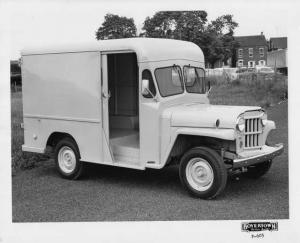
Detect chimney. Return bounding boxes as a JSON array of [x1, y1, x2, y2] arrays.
[[261, 32, 264, 36]]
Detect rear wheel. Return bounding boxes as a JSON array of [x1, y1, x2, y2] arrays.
[[244, 160, 272, 179], [179, 147, 228, 199], [54, 137, 83, 179]]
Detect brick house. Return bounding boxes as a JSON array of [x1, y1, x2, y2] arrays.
[[234, 33, 268, 68]]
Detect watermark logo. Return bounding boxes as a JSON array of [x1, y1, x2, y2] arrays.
[[242, 221, 278, 232]]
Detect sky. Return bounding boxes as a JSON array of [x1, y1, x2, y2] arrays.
[[4, 0, 289, 60]]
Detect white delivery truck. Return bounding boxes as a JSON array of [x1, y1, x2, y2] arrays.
[[21, 38, 283, 199]]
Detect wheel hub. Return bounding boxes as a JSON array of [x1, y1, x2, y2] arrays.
[[58, 146, 76, 173], [186, 158, 214, 191]]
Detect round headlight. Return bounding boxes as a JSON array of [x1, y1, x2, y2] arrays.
[[236, 117, 245, 132], [261, 113, 267, 127], [261, 118, 267, 127]]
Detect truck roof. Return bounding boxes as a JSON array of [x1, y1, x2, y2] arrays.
[[21, 38, 204, 63]]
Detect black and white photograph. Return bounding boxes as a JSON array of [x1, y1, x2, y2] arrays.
[[0, 0, 299, 242]]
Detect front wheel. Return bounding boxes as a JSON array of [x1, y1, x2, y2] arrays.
[[179, 147, 228, 199]]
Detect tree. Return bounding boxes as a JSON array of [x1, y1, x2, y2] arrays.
[[141, 11, 238, 67], [96, 14, 137, 40], [207, 15, 238, 35], [142, 11, 207, 39], [206, 15, 239, 66]]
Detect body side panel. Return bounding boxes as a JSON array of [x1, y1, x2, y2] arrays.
[[22, 51, 103, 163]]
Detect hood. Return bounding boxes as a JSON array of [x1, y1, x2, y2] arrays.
[[164, 103, 261, 129]]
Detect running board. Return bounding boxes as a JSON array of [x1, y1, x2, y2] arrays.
[[98, 159, 145, 170]]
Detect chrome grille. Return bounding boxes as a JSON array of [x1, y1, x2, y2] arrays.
[[244, 117, 262, 149]]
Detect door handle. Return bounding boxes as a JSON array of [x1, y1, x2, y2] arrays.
[[102, 90, 111, 99]]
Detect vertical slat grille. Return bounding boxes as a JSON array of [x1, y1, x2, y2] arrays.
[[244, 117, 262, 149]]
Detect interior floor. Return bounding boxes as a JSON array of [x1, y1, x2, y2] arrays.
[[110, 128, 139, 145], [110, 128, 139, 163]]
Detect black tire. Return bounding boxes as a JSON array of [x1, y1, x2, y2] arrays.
[[54, 137, 83, 180], [179, 147, 228, 199], [244, 160, 272, 179]]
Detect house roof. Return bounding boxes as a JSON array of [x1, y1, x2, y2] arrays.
[[234, 35, 267, 47], [21, 38, 204, 63], [269, 37, 287, 49]]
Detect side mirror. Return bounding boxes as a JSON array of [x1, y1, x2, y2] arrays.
[[141, 79, 157, 101], [141, 79, 150, 96]]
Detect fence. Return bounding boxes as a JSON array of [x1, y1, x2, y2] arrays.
[[206, 68, 287, 85], [205, 68, 239, 85]]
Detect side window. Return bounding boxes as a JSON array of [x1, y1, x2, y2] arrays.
[[142, 69, 156, 98]]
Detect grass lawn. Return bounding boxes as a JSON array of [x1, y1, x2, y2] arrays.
[[209, 81, 287, 107], [208, 72, 288, 107], [11, 75, 288, 173]]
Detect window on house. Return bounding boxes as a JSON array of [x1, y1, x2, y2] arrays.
[[259, 48, 264, 57], [238, 59, 244, 67], [249, 48, 253, 58], [258, 60, 266, 66], [248, 61, 255, 68], [238, 49, 243, 58]]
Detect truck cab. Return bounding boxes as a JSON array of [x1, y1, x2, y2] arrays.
[[21, 38, 283, 199]]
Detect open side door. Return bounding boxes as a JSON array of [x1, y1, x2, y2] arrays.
[[101, 52, 144, 170], [101, 54, 114, 164]]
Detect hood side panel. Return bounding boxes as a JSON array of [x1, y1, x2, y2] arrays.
[[168, 104, 261, 129]]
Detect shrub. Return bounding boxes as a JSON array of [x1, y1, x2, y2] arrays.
[[231, 79, 241, 86], [11, 92, 50, 175]]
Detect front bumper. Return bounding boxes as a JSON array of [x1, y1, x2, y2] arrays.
[[233, 143, 284, 168]]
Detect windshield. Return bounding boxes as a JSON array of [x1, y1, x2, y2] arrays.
[[154, 66, 184, 97], [183, 66, 205, 94]]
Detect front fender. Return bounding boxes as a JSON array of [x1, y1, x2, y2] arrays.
[[158, 127, 236, 168], [263, 120, 276, 144]]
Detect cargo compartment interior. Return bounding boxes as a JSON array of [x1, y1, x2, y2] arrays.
[[107, 52, 139, 162]]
